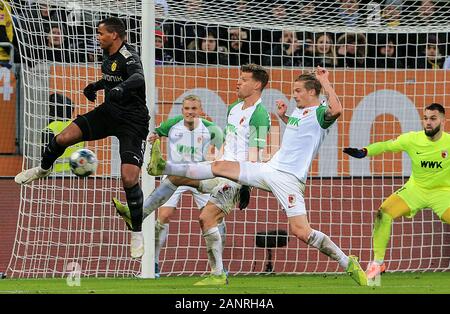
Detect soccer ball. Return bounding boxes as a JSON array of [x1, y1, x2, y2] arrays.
[[69, 148, 98, 177]]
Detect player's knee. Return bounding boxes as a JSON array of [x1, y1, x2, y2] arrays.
[[440, 208, 450, 224], [56, 124, 82, 146], [121, 173, 138, 188], [211, 161, 226, 175], [378, 207, 395, 220], [290, 227, 310, 243], [167, 175, 181, 186], [55, 133, 72, 147], [198, 211, 214, 230], [158, 209, 172, 223]]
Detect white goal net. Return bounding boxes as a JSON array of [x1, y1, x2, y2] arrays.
[[7, 0, 450, 278]]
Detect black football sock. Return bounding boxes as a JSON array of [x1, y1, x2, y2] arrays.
[[41, 137, 67, 170], [124, 183, 143, 232]]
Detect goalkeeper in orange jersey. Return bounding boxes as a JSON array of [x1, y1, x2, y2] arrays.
[[344, 103, 450, 280]]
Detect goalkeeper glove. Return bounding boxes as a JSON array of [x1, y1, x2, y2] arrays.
[[238, 185, 252, 210], [343, 147, 367, 159], [83, 83, 98, 102], [108, 86, 124, 102]]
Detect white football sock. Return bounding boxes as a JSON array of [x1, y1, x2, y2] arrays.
[[164, 162, 214, 180], [203, 226, 223, 275], [143, 178, 177, 219], [217, 219, 227, 254], [155, 220, 169, 263], [307, 229, 349, 270]]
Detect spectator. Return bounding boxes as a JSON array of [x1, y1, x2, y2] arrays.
[[186, 30, 224, 65], [155, 26, 174, 65], [443, 56, 450, 69], [271, 3, 288, 21], [301, 36, 315, 67], [171, 0, 207, 63], [296, 1, 318, 21], [155, 0, 169, 16], [336, 0, 362, 26], [382, 0, 403, 27], [415, 0, 437, 25], [414, 35, 444, 69], [235, 0, 251, 15], [305, 32, 337, 68], [263, 29, 302, 67], [0, 1, 14, 68], [336, 33, 367, 68], [375, 36, 405, 68], [32, 3, 58, 34], [44, 24, 69, 62], [220, 27, 250, 66]]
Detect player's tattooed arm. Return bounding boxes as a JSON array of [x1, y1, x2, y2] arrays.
[[316, 67, 342, 121]]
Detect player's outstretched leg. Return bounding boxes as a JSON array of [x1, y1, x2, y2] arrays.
[[15, 166, 52, 185], [112, 178, 179, 230], [15, 131, 75, 184], [366, 209, 393, 279], [155, 219, 170, 279], [346, 255, 368, 286], [130, 231, 144, 258], [194, 272, 228, 286], [194, 204, 228, 286], [147, 139, 215, 180], [122, 180, 145, 258], [112, 197, 133, 230], [147, 139, 166, 176], [307, 229, 367, 286], [366, 261, 386, 280]]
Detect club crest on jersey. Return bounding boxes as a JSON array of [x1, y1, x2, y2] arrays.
[[111, 61, 118, 71], [239, 117, 246, 125], [288, 194, 296, 208], [197, 136, 203, 144], [303, 109, 310, 116], [442, 150, 448, 158]]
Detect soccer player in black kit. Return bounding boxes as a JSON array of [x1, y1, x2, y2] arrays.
[[15, 17, 149, 258]]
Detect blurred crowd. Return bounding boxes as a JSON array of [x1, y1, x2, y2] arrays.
[[1, 0, 450, 69]]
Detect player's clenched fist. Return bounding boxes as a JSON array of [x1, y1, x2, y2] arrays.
[[276, 99, 287, 117], [83, 83, 98, 102], [315, 66, 329, 82]]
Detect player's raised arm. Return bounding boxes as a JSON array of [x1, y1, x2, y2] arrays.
[[276, 99, 289, 124], [344, 133, 409, 159], [315, 66, 342, 121]]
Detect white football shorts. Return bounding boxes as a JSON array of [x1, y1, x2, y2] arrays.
[[238, 161, 306, 217], [161, 185, 210, 209]]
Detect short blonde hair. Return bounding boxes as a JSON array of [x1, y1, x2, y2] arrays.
[[182, 94, 202, 105]]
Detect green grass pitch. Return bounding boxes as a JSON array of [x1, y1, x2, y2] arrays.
[[1, 272, 449, 294]]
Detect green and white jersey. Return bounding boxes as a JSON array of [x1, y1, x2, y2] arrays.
[[366, 131, 450, 190], [155, 115, 223, 162], [223, 98, 270, 161], [268, 104, 335, 183]]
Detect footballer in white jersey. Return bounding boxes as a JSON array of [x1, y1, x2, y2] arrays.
[[152, 67, 368, 286], [154, 113, 222, 208], [147, 64, 272, 285]]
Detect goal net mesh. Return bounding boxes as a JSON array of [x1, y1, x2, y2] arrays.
[[7, 0, 450, 278]]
